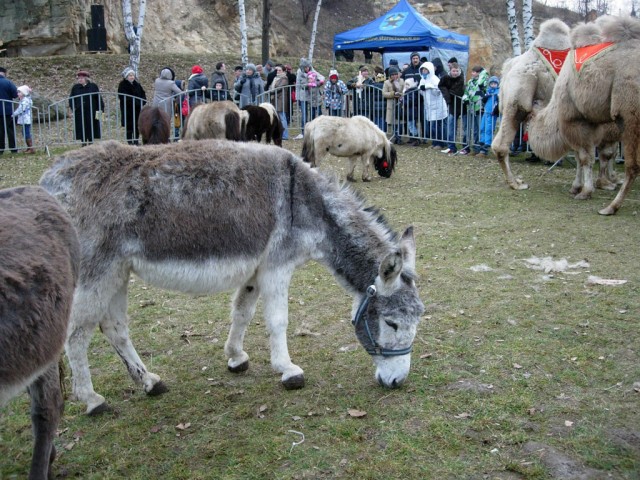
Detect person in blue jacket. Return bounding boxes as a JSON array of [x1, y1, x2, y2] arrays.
[[477, 76, 500, 156]]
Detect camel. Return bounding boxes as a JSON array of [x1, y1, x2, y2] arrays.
[[527, 15, 639, 212], [492, 18, 620, 193]]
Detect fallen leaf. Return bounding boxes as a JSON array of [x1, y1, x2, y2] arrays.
[[64, 442, 75, 451], [513, 363, 523, 369], [292, 415, 302, 421], [175, 422, 191, 430], [420, 353, 432, 359], [586, 276, 627, 286], [259, 404, 268, 413], [565, 420, 574, 427], [150, 425, 162, 433], [347, 409, 367, 418]]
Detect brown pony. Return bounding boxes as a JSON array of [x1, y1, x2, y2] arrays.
[[1, 186, 80, 479], [138, 105, 171, 144]]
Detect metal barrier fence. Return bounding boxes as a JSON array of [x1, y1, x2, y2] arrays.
[[0, 86, 528, 154]]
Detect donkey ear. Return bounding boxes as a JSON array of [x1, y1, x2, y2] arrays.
[[378, 250, 403, 290], [400, 226, 416, 271]]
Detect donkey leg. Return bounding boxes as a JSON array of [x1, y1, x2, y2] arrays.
[[259, 270, 304, 389], [66, 287, 109, 415], [224, 278, 261, 373], [27, 363, 63, 480], [99, 283, 167, 397]]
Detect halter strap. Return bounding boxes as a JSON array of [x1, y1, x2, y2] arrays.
[[352, 285, 413, 357]]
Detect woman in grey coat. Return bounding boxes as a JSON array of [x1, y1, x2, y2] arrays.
[[152, 67, 182, 117], [234, 63, 264, 108]]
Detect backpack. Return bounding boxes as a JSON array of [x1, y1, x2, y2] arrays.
[[181, 97, 189, 117]]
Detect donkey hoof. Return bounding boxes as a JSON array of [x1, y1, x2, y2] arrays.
[[282, 374, 305, 390], [228, 360, 249, 373], [87, 402, 112, 416], [147, 381, 169, 396]]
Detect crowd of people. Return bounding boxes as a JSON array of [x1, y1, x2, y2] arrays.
[[0, 55, 508, 155]]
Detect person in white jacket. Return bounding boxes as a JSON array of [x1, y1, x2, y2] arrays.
[[418, 62, 448, 148], [12, 85, 34, 153]]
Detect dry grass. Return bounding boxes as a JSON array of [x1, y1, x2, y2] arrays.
[[1, 141, 639, 479]]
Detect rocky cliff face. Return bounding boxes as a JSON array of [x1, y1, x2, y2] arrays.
[[1, 0, 579, 71]]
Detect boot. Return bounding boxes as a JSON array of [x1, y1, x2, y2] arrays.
[[25, 138, 35, 154]]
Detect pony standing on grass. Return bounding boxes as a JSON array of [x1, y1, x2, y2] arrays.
[[301, 115, 397, 181], [242, 102, 283, 146], [182, 101, 247, 141], [138, 105, 171, 144], [0, 186, 80, 480], [40, 140, 423, 416]]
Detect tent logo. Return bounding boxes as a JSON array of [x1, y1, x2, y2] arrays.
[[380, 12, 407, 31]]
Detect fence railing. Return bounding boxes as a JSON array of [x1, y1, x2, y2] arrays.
[[0, 87, 534, 155]]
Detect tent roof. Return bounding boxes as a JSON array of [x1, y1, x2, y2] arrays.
[[333, 0, 469, 53]]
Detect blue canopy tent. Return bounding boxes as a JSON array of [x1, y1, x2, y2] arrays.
[[333, 0, 469, 73]]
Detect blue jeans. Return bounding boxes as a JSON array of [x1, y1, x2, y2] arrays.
[[278, 111, 288, 140], [463, 110, 481, 152], [446, 114, 458, 151], [429, 119, 447, 147], [298, 101, 308, 134]]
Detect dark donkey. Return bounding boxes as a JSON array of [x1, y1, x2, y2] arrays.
[[41, 140, 423, 416], [0, 186, 80, 479]]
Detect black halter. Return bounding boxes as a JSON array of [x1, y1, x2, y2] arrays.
[[352, 285, 413, 357]]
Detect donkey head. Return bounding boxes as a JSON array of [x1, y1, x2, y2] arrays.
[[352, 227, 424, 388]]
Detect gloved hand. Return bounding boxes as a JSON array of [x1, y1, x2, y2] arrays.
[[419, 84, 426, 91]]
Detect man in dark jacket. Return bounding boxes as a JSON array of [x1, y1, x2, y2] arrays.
[[401, 52, 422, 84], [0, 67, 18, 154], [210, 62, 229, 93], [438, 62, 465, 154]]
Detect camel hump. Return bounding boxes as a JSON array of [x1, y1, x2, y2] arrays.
[[597, 15, 640, 43], [533, 18, 571, 50], [571, 23, 604, 48]]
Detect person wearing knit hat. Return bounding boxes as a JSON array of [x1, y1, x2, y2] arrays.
[[117, 65, 147, 145], [234, 62, 264, 108], [12, 85, 34, 153], [477, 75, 500, 156], [69, 68, 104, 145], [400, 52, 423, 141], [383, 66, 405, 144], [188, 64, 209, 107], [324, 68, 347, 116], [0, 66, 18, 154], [294, 58, 324, 138]]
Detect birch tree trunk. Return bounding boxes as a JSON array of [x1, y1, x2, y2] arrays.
[[522, 0, 535, 50], [238, 0, 248, 66], [307, 0, 323, 64], [122, 0, 146, 75], [262, 0, 271, 65], [506, 0, 522, 56]]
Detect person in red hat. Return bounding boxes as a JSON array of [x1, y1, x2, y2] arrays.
[[323, 69, 347, 117], [69, 70, 104, 146], [187, 65, 209, 107]]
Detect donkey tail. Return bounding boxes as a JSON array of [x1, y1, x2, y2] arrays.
[[225, 111, 242, 141]]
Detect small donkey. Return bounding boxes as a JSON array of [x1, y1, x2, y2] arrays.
[[0, 186, 80, 480]]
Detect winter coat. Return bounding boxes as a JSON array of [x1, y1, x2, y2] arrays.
[[234, 72, 265, 108], [418, 63, 448, 122], [482, 84, 500, 117], [438, 73, 465, 117], [0, 76, 18, 116], [324, 79, 348, 111], [153, 68, 182, 117], [117, 78, 147, 130], [295, 68, 324, 106], [188, 73, 209, 106], [463, 69, 489, 113], [210, 70, 228, 92], [270, 73, 289, 113], [382, 77, 405, 125], [347, 74, 375, 115], [12, 95, 32, 125], [69, 81, 104, 142]]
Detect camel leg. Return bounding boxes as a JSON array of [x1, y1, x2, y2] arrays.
[[600, 143, 639, 215], [595, 147, 618, 191], [258, 268, 305, 389], [99, 282, 167, 399], [346, 157, 357, 182], [27, 363, 63, 480], [573, 147, 595, 200], [492, 120, 529, 190], [362, 155, 372, 182], [224, 277, 260, 373]]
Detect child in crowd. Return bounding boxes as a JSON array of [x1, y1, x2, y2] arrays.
[[12, 85, 34, 154], [477, 76, 500, 156], [324, 69, 348, 116]]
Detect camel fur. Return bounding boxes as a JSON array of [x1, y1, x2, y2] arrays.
[[528, 15, 639, 210], [491, 19, 572, 190], [301, 115, 397, 182], [182, 101, 248, 141]]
